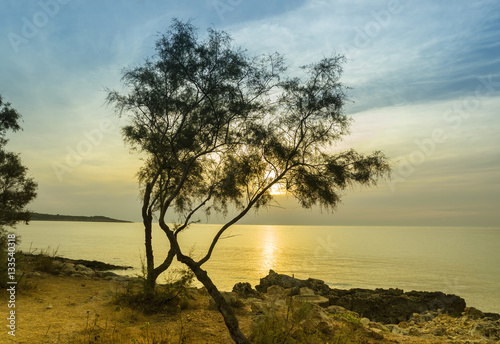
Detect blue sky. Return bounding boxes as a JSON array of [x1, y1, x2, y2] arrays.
[[1, 0, 499, 226]]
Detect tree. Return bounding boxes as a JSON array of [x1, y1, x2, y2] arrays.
[[0, 96, 38, 287], [107, 19, 284, 297], [108, 19, 391, 343]]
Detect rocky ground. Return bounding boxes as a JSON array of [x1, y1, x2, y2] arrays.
[[248, 270, 500, 343], [1, 255, 499, 343]]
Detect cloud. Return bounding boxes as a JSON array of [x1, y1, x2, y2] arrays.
[[1, 0, 499, 226]]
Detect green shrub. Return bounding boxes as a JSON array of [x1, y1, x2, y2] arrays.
[[331, 312, 362, 325], [250, 301, 367, 344], [250, 301, 329, 344], [114, 268, 194, 314], [30, 246, 60, 274]]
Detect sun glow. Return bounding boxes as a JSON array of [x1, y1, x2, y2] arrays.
[[259, 226, 278, 274], [269, 183, 286, 195]]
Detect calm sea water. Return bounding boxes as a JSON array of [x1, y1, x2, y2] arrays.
[[13, 222, 500, 313]]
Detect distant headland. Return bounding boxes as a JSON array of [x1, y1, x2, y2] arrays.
[[30, 212, 133, 223]]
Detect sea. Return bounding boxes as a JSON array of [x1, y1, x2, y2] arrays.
[[12, 222, 500, 314]]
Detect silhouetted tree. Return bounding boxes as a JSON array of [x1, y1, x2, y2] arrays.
[[107, 19, 284, 300], [108, 19, 390, 344], [0, 96, 38, 287]]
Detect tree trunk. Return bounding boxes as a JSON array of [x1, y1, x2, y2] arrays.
[[181, 258, 250, 344], [143, 212, 156, 295], [142, 180, 157, 295], [143, 216, 176, 295], [144, 249, 175, 296]]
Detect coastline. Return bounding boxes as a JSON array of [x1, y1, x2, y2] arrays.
[[30, 212, 133, 223], [2, 253, 499, 343]]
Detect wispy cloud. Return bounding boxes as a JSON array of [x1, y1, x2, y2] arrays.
[[0, 0, 498, 225]]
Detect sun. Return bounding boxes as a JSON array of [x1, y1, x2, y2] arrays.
[[269, 183, 286, 195]]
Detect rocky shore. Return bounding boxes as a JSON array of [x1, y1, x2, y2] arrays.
[[232, 270, 500, 343], [17, 255, 500, 343], [22, 252, 133, 279]]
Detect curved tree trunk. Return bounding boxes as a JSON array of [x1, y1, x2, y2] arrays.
[[180, 257, 250, 344]]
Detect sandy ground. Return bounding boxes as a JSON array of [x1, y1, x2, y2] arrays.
[[1, 273, 252, 344]]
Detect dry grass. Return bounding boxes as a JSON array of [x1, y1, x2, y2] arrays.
[[0, 273, 250, 343]]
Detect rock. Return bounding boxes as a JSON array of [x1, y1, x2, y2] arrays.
[[398, 321, 409, 329], [266, 285, 285, 299], [250, 271, 500, 343], [284, 286, 300, 297], [51, 260, 64, 269], [464, 306, 485, 319], [408, 327, 421, 336], [250, 298, 287, 314], [209, 292, 244, 309], [484, 312, 500, 321], [74, 264, 87, 270], [298, 304, 335, 335], [96, 271, 118, 278], [255, 270, 308, 292], [434, 327, 446, 336], [255, 271, 466, 324], [232, 282, 258, 298], [324, 288, 466, 324], [470, 320, 500, 340], [390, 325, 407, 335], [69, 258, 132, 271], [74, 264, 95, 276], [305, 278, 331, 295], [46, 303, 53, 309], [367, 321, 389, 332], [274, 300, 287, 309], [299, 287, 315, 296], [411, 311, 436, 324], [360, 317, 370, 325], [60, 262, 76, 274], [292, 294, 330, 308], [251, 301, 266, 314], [325, 305, 360, 318]]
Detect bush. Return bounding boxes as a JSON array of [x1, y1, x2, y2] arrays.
[[0, 228, 8, 288], [114, 268, 194, 314], [250, 301, 368, 344], [29, 246, 60, 274], [250, 301, 330, 344]]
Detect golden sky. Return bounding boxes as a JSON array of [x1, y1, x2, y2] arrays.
[[2, 0, 499, 226]]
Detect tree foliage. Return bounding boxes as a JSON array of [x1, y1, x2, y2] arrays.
[[108, 19, 391, 344], [0, 96, 37, 227], [0, 95, 38, 287]]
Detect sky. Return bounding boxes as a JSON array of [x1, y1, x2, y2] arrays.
[[1, 0, 499, 227]]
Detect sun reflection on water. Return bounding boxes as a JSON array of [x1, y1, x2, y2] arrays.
[[259, 226, 278, 275]]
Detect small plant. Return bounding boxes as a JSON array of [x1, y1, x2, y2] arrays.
[[26, 245, 61, 274], [82, 313, 104, 343], [113, 268, 194, 315], [140, 321, 150, 343], [249, 300, 367, 344], [331, 312, 362, 325], [250, 300, 329, 344]]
